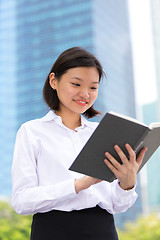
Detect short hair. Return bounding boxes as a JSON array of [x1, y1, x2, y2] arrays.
[[43, 47, 104, 118]]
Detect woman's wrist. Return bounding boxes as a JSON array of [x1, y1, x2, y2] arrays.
[[74, 176, 102, 194], [74, 179, 84, 194], [119, 182, 135, 191]]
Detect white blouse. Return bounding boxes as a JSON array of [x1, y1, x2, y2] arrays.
[[11, 110, 137, 215]]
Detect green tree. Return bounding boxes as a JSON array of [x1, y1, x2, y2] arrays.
[[0, 201, 32, 240], [118, 214, 160, 240]]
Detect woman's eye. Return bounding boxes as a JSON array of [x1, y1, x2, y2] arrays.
[[91, 87, 97, 90], [72, 83, 80, 87]]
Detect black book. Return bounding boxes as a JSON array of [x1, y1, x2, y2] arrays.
[[69, 112, 160, 182]]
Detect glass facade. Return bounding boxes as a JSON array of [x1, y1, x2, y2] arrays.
[[143, 102, 160, 211], [143, 0, 160, 212], [0, 0, 141, 228], [150, 0, 160, 120], [0, 0, 17, 195]]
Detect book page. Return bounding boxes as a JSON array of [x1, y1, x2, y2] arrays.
[[149, 122, 160, 129], [109, 111, 147, 126]]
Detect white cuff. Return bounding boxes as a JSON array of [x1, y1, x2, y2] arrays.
[[112, 180, 137, 204]]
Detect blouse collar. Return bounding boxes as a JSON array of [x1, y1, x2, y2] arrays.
[[41, 110, 97, 129]]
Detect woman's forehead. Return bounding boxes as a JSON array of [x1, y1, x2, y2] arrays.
[[63, 67, 100, 81]]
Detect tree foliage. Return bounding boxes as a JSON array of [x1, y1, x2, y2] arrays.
[[118, 214, 160, 240], [0, 201, 32, 240]]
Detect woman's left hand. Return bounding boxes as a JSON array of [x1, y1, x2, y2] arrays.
[[104, 144, 147, 190]]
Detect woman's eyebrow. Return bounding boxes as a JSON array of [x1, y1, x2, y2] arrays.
[[71, 76, 99, 83]]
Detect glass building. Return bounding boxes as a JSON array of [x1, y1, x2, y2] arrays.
[[143, 102, 160, 212], [150, 0, 160, 121], [141, 0, 160, 213], [0, 0, 141, 228], [0, 0, 17, 196]]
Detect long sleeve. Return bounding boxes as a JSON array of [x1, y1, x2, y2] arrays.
[[110, 180, 137, 213], [11, 124, 77, 215], [85, 180, 138, 215]]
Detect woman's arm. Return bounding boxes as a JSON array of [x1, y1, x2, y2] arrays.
[[11, 124, 77, 215]]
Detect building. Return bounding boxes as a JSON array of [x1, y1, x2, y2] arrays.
[[0, 0, 139, 228], [0, 0, 17, 196], [142, 102, 160, 212], [141, 0, 160, 213], [150, 0, 160, 120]]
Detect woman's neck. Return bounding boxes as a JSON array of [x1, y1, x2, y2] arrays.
[[54, 110, 81, 130]]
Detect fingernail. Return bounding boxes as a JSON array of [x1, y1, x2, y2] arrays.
[[125, 143, 129, 147]]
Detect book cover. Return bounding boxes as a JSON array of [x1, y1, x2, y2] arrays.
[[69, 112, 160, 182]]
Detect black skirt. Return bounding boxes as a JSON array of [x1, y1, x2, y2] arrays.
[[30, 205, 119, 240]]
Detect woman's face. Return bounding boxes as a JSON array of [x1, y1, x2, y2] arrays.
[[49, 67, 99, 116]]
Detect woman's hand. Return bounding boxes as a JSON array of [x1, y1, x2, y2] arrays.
[[74, 176, 102, 194], [104, 144, 147, 190]]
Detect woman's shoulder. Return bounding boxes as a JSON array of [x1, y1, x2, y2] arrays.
[[17, 111, 53, 133], [19, 117, 41, 129], [16, 119, 41, 139]]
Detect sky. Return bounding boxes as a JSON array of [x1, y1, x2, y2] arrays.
[[128, 0, 158, 106]]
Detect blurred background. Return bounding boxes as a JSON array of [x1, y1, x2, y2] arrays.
[[0, 0, 160, 238]]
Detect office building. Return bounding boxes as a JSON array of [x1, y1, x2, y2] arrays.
[[150, 0, 160, 121], [141, 0, 160, 213], [142, 102, 160, 212]]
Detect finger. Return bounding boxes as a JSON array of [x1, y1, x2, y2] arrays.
[[104, 159, 119, 177], [105, 151, 122, 170], [125, 143, 136, 163], [114, 145, 129, 165], [136, 147, 147, 165]]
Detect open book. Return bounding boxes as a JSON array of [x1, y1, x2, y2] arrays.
[[69, 111, 160, 182]]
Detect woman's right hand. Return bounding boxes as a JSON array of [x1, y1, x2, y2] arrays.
[[74, 176, 102, 194]]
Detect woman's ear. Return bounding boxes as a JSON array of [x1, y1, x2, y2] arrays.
[[49, 73, 56, 90]]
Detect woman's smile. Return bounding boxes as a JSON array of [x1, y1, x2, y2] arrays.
[[73, 99, 89, 106]]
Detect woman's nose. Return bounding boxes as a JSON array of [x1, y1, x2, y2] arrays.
[[79, 89, 90, 99]]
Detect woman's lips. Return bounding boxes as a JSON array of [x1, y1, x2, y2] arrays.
[[74, 100, 88, 106]]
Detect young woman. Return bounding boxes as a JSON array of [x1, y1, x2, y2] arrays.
[[11, 47, 147, 240]]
